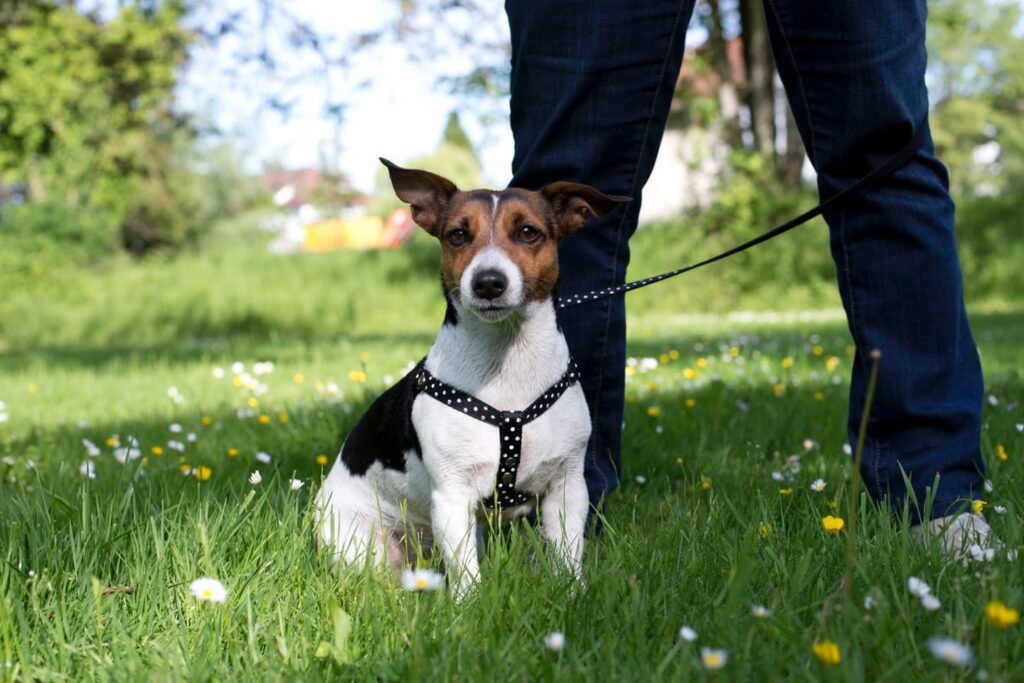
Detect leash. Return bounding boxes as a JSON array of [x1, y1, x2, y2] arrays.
[[557, 120, 930, 310]]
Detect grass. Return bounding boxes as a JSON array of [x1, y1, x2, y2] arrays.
[[1, 232, 1022, 681]]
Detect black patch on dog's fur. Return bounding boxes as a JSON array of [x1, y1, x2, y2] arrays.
[[340, 361, 424, 475], [442, 279, 459, 326]]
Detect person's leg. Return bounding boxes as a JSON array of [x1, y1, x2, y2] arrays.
[[506, 0, 695, 510], [762, 0, 985, 523]]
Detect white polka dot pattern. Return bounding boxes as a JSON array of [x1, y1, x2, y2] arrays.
[[416, 359, 580, 509]]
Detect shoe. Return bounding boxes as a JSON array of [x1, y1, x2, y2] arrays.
[[913, 512, 1003, 563]]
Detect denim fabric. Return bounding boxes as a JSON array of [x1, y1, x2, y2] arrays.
[[506, 0, 985, 523]]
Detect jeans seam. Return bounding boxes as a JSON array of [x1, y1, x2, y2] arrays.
[[763, 0, 819, 164], [589, 0, 690, 490]]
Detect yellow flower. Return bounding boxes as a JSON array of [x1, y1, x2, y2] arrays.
[[701, 648, 728, 670], [996, 444, 1008, 462], [232, 375, 243, 387], [779, 488, 793, 497], [700, 475, 712, 491], [348, 370, 368, 383], [825, 356, 841, 372], [972, 499, 987, 514], [675, 457, 683, 466], [822, 516, 845, 534], [625, 366, 637, 377], [106, 437, 119, 448], [669, 349, 680, 360], [247, 397, 259, 409], [151, 446, 164, 456], [781, 357, 794, 368], [773, 383, 786, 397], [647, 406, 661, 418], [647, 381, 658, 391], [626, 394, 637, 404], [985, 601, 1020, 628], [226, 448, 239, 458], [683, 368, 700, 380], [696, 358, 708, 369], [729, 346, 740, 357], [27, 382, 39, 394], [685, 398, 697, 408], [812, 345, 824, 356], [201, 416, 212, 426], [814, 391, 825, 401], [659, 353, 670, 364], [179, 463, 191, 473], [194, 466, 212, 481], [760, 523, 771, 539], [315, 454, 329, 466], [293, 373, 304, 384], [813, 641, 841, 666], [278, 413, 289, 424], [258, 415, 271, 425]]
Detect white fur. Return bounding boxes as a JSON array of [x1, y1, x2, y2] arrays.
[[460, 246, 524, 316], [316, 298, 591, 599]]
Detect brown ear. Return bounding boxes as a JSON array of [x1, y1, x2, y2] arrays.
[[541, 181, 632, 238], [380, 158, 458, 235]]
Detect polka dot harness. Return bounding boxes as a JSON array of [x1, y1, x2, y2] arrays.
[[415, 359, 580, 509]]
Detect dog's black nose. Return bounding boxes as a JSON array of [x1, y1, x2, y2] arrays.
[[472, 269, 508, 300]]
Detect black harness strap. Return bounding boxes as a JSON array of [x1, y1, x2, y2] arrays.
[[558, 119, 930, 309], [415, 359, 580, 508]]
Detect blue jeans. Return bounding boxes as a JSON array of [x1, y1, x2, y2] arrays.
[[506, 0, 985, 524]]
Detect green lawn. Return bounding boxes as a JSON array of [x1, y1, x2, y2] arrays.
[[1, 241, 1022, 681]]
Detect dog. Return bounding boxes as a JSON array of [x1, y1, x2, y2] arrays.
[[315, 158, 629, 597]]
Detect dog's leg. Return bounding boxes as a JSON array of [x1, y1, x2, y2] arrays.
[[430, 488, 480, 600], [540, 468, 588, 581]]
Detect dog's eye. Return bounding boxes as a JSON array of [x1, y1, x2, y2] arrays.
[[515, 225, 542, 244], [446, 228, 470, 246]]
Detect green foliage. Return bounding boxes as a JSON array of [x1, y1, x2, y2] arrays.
[[955, 187, 1024, 299]]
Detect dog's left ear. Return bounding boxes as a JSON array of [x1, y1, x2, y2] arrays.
[[542, 182, 632, 239], [380, 158, 458, 236]]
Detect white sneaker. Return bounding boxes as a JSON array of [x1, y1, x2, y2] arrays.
[[913, 512, 1001, 563]]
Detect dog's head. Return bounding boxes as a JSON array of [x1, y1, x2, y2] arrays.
[[381, 158, 630, 323]]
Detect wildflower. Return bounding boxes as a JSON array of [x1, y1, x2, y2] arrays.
[[634, 475, 647, 485], [696, 357, 708, 368], [803, 439, 818, 451], [985, 601, 1019, 628], [822, 516, 845, 534], [25, 459, 36, 470], [186, 432, 198, 443], [814, 391, 825, 401], [646, 406, 660, 418], [781, 357, 794, 368], [682, 368, 699, 380], [669, 349, 680, 360], [771, 471, 784, 482], [167, 440, 185, 452], [543, 632, 566, 652], [927, 637, 973, 667], [921, 594, 941, 611], [189, 577, 227, 603], [700, 647, 728, 670], [293, 373, 304, 384], [278, 413, 289, 424], [106, 436, 120, 448], [626, 394, 637, 403], [773, 383, 786, 397], [289, 478, 304, 491], [995, 444, 1007, 461], [80, 461, 96, 479], [348, 370, 368, 383], [993, 505, 1006, 515], [212, 367, 225, 379], [231, 361, 245, 375], [984, 480, 993, 493], [249, 470, 263, 485], [968, 544, 996, 563], [810, 479, 826, 493], [226, 448, 239, 458], [972, 499, 987, 514], [812, 640, 841, 666], [700, 475, 712, 491], [247, 397, 259, 409], [256, 451, 271, 464], [151, 446, 164, 456], [2, 455, 14, 466], [908, 577, 931, 598], [752, 605, 772, 618], [863, 595, 876, 611], [82, 439, 101, 457], [400, 568, 443, 592], [180, 464, 192, 475], [779, 488, 793, 497], [760, 523, 771, 539], [193, 466, 212, 482], [728, 346, 740, 357], [169, 423, 183, 433], [258, 415, 271, 425], [315, 454, 329, 466], [201, 416, 212, 426], [825, 356, 840, 372], [812, 344, 824, 356], [684, 398, 697, 408], [679, 625, 698, 641]]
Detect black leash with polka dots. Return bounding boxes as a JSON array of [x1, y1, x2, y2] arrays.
[[557, 120, 930, 310], [415, 359, 581, 508]]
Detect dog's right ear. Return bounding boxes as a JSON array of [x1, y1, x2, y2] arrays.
[[380, 158, 458, 236]]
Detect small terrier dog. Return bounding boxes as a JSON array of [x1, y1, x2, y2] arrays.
[[315, 159, 628, 597]]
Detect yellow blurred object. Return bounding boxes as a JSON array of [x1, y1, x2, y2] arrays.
[[302, 209, 414, 252]]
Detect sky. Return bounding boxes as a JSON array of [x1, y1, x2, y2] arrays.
[[179, 1, 515, 192]]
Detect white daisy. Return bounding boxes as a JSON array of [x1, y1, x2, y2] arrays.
[[231, 361, 245, 375], [169, 423, 183, 433], [920, 594, 941, 611], [927, 637, 973, 667], [751, 605, 772, 618], [212, 367, 226, 379], [543, 631, 566, 652], [635, 475, 647, 485], [701, 647, 728, 670], [907, 577, 932, 598], [82, 438, 101, 457], [1, 455, 14, 466], [400, 568, 443, 592], [289, 478, 304, 491], [248, 470, 263, 485], [810, 479, 826, 493], [189, 577, 227, 603], [167, 440, 185, 452], [771, 471, 784, 482], [256, 451, 272, 464], [80, 461, 96, 479], [679, 625, 698, 641]]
